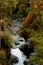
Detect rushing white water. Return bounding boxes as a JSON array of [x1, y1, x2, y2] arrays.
[[10, 19, 26, 65], [11, 48, 26, 65]]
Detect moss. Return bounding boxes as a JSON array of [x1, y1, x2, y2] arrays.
[[0, 50, 9, 65], [21, 2, 43, 64], [0, 11, 13, 65]]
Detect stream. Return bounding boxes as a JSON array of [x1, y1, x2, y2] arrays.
[[11, 36, 27, 65], [10, 18, 27, 65]]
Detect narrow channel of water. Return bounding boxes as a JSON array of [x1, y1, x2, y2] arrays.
[[10, 19, 26, 65]]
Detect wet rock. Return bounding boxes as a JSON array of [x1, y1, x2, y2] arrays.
[[18, 38, 25, 45], [23, 59, 34, 65], [9, 55, 19, 64], [13, 35, 25, 47], [23, 59, 29, 65], [30, 53, 35, 57], [19, 43, 34, 57], [27, 38, 32, 43], [15, 42, 20, 45]]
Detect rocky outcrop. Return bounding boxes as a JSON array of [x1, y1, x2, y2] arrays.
[[23, 59, 29, 65], [19, 43, 34, 57], [12, 35, 25, 47], [23, 59, 34, 65], [9, 55, 19, 64]]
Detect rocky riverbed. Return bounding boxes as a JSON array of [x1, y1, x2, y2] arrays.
[[9, 16, 34, 65], [9, 16, 26, 65], [10, 37, 34, 65]]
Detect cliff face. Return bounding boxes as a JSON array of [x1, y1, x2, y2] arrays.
[[0, 0, 15, 64], [0, 11, 12, 65], [20, 1, 43, 65], [21, 0, 43, 39], [0, 50, 9, 65]]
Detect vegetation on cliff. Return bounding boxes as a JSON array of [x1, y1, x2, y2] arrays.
[[0, 0, 43, 65], [21, 0, 43, 65]]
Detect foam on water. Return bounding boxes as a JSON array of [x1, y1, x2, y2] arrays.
[[11, 48, 26, 65]]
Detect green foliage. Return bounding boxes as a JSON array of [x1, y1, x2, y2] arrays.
[[0, 0, 20, 15], [1, 16, 13, 47], [19, 0, 33, 15], [26, 29, 43, 65], [21, 2, 43, 64], [31, 31, 43, 64], [0, 50, 8, 65]]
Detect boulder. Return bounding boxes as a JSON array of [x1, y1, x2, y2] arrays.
[[23, 59, 29, 65], [19, 43, 34, 57], [9, 55, 19, 64], [12, 35, 25, 47], [23, 59, 34, 65]]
